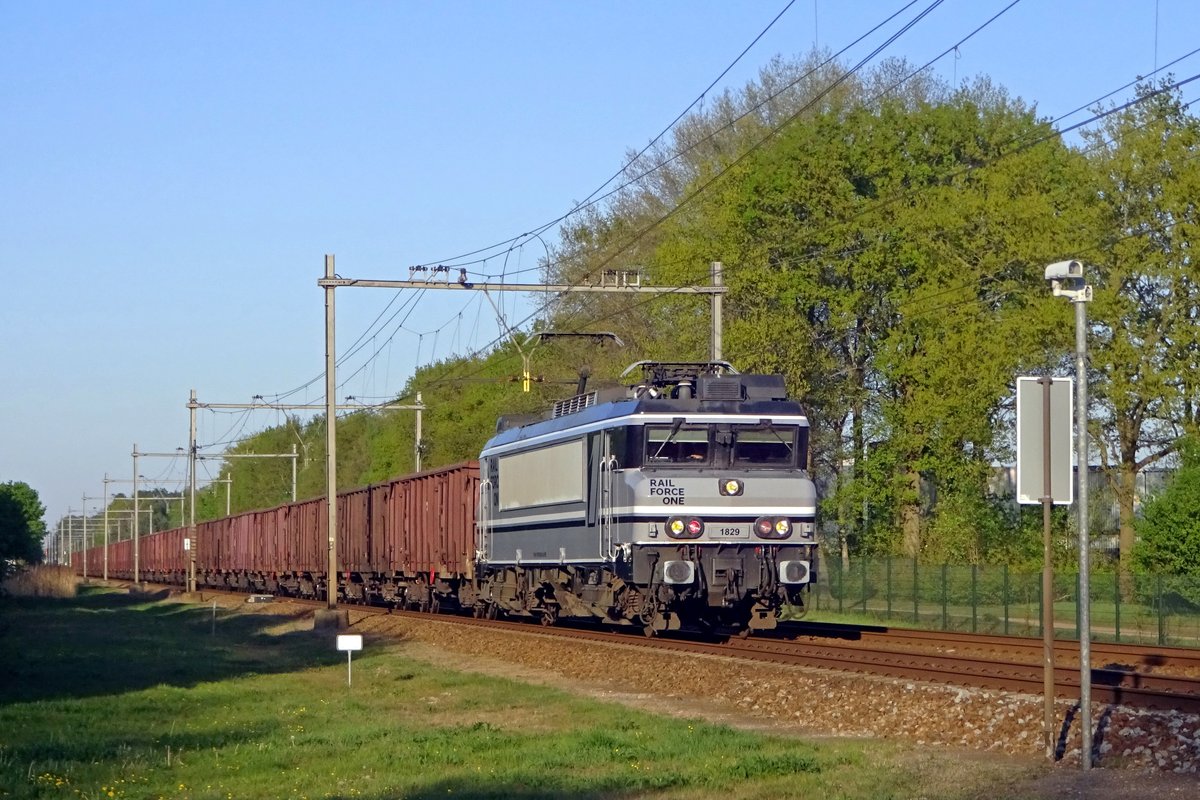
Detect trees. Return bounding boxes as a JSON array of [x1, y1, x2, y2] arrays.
[[0, 481, 47, 575], [1079, 82, 1200, 591], [1134, 437, 1200, 604], [640, 82, 1089, 560]]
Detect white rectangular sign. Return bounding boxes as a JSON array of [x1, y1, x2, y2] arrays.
[[1016, 376, 1074, 505], [336, 634, 363, 652]]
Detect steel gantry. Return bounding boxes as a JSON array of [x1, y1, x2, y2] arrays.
[[315, 254, 727, 614]]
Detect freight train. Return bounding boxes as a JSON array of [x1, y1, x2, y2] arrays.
[[76, 361, 818, 635]]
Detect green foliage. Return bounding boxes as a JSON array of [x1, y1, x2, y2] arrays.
[[1134, 438, 1200, 590], [0, 480, 47, 572], [177, 342, 583, 520], [642, 84, 1089, 558], [923, 491, 1033, 566], [1076, 81, 1200, 586]]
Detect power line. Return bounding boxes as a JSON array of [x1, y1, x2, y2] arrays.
[[257, 1, 808, 407], [399, 0, 812, 273], [431, 74, 1200, 393], [416, 1, 957, 389], [275, 4, 1191, 410], [257, 2, 943, 404]]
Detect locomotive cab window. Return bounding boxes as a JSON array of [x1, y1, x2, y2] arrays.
[[645, 424, 710, 465], [605, 426, 631, 469], [732, 425, 798, 466]]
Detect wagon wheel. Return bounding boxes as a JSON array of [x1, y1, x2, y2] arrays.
[[539, 605, 558, 627]]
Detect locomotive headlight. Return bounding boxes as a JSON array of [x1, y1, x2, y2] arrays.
[[666, 516, 703, 539], [754, 516, 792, 539], [719, 478, 744, 496]]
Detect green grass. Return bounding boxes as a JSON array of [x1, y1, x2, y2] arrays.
[[0, 586, 1042, 800]]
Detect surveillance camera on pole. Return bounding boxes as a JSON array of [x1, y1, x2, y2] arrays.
[[1044, 257, 1093, 770], [1044, 260, 1092, 302]]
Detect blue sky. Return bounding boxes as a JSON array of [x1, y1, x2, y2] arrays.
[[3, 0, 1198, 530]]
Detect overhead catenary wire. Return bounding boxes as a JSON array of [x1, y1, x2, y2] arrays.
[[397, 0, 814, 274], [418, 68, 1200, 396], [381, 9, 999, 396], [257, 1, 810, 408], [564, 61, 1200, 329], [258, 1, 946, 406], [273, 3, 1195, 413], [462, 51, 1200, 352], [433, 0, 936, 280], [409, 1, 962, 391]]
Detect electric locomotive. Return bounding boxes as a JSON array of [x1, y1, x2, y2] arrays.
[[468, 360, 818, 634]]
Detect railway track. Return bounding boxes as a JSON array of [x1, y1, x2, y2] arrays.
[[152, 583, 1200, 714], [778, 620, 1200, 677], [720, 633, 1200, 713]]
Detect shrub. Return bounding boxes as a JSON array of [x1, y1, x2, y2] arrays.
[[1, 564, 77, 598], [1134, 436, 1200, 606]]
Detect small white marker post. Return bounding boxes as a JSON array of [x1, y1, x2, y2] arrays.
[[336, 634, 363, 687]]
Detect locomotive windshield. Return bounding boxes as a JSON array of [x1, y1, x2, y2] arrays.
[[732, 426, 796, 465], [641, 422, 805, 468], [646, 424, 710, 464]]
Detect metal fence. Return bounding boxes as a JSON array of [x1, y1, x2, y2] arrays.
[[811, 557, 1200, 647]]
